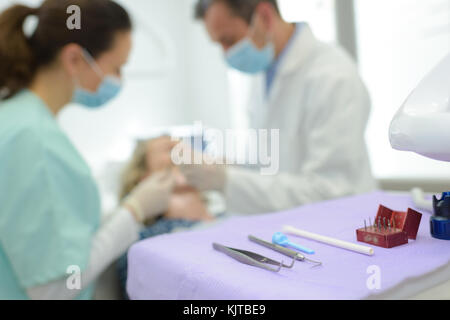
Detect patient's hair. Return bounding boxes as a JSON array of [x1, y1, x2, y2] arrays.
[[195, 0, 280, 23], [119, 141, 148, 201], [0, 0, 132, 100]]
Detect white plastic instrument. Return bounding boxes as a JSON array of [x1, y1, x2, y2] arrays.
[[389, 53, 450, 161]]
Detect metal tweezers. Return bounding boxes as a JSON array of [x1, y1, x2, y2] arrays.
[[249, 235, 322, 268], [213, 243, 295, 272]]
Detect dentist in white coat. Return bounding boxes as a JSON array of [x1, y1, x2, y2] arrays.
[[180, 0, 376, 214]]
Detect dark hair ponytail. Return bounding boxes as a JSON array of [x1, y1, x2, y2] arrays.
[[0, 0, 132, 101], [0, 5, 39, 100]]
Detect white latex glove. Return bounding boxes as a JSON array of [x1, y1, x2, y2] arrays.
[[177, 147, 227, 192], [123, 170, 175, 223], [172, 142, 227, 192], [179, 162, 227, 192]]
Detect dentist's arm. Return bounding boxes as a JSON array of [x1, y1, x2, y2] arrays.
[[180, 74, 376, 214], [228, 75, 375, 213]]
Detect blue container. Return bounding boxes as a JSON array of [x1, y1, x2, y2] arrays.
[[431, 192, 450, 240]]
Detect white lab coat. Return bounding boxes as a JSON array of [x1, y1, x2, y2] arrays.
[[225, 24, 377, 214]]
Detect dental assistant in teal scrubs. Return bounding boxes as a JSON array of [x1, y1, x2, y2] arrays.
[[0, 0, 174, 300]]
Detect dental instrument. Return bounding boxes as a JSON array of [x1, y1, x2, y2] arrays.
[[212, 243, 295, 272], [389, 54, 450, 241], [411, 188, 433, 213], [356, 205, 422, 248], [272, 232, 315, 254], [249, 235, 322, 267], [283, 225, 374, 256]]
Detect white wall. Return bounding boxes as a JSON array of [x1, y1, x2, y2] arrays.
[[278, 0, 336, 42]]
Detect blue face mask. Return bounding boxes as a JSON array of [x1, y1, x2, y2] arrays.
[[225, 13, 275, 74], [72, 49, 122, 108], [225, 39, 275, 74]]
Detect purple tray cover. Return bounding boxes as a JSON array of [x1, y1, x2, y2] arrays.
[[127, 192, 450, 300]]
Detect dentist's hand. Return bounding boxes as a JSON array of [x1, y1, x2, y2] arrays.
[[177, 150, 227, 192], [179, 162, 227, 192], [123, 170, 175, 223]]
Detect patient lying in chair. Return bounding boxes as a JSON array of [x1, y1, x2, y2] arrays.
[[119, 136, 214, 222], [117, 136, 217, 298]]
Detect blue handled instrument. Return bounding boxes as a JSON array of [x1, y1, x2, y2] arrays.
[[272, 232, 315, 254]]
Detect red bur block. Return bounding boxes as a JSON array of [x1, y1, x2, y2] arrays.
[[377, 205, 393, 222], [402, 208, 422, 240], [355, 205, 423, 248], [356, 227, 408, 248], [390, 208, 422, 240]]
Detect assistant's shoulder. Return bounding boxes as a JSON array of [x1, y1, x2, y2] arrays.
[[0, 91, 63, 150]]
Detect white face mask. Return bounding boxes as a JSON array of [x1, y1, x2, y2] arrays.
[[389, 53, 450, 161]]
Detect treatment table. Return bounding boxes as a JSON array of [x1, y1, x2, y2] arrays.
[[126, 192, 450, 299]]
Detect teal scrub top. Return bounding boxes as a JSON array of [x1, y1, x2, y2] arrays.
[[0, 90, 101, 299]]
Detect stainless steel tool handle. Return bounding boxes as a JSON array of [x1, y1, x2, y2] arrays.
[[248, 235, 304, 260]]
